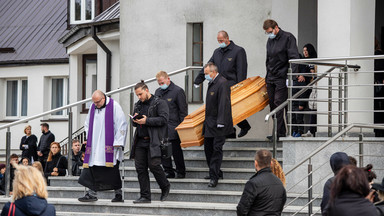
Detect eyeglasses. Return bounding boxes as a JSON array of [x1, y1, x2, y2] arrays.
[[265, 28, 274, 35]]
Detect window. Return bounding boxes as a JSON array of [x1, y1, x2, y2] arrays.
[[51, 78, 68, 116], [188, 23, 204, 103], [70, 0, 95, 24], [82, 54, 97, 112], [6, 79, 27, 117]]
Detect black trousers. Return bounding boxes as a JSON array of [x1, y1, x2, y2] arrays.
[[134, 140, 170, 200], [267, 81, 288, 137], [162, 138, 186, 175], [204, 136, 225, 180]]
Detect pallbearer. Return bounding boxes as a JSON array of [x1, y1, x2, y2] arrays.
[[78, 90, 127, 203], [203, 63, 233, 187]]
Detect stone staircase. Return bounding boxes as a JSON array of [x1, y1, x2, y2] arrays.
[[0, 138, 321, 215]]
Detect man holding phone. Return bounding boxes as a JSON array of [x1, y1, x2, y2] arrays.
[[130, 81, 170, 204]]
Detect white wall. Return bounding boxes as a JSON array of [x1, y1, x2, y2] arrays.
[[120, 0, 303, 139], [0, 64, 69, 150]]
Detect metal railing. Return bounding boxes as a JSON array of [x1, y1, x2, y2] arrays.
[[0, 65, 203, 196], [265, 55, 384, 215]]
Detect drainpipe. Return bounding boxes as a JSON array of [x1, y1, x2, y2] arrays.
[[91, 25, 111, 92]]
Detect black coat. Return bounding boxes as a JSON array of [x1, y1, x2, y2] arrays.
[[237, 167, 286, 216], [265, 28, 300, 84], [155, 81, 188, 140], [44, 153, 67, 178], [19, 134, 38, 161], [203, 74, 233, 137], [38, 131, 55, 156], [195, 41, 248, 87], [72, 150, 83, 176], [130, 95, 169, 159], [0, 166, 15, 193], [324, 191, 378, 216], [1, 196, 55, 216]]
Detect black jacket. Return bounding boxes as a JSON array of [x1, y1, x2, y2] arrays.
[[155, 81, 188, 140], [203, 74, 233, 137], [1, 196, 55, 216], [44, 153, 67, 178], [324, 191, 378, 216], [0, 166, 15, 193], [265, 28, 300, 84], [72, 150, 83, 176], [130, 95, 169, 159], [194, 41, 247, 87], [19, 134, 38, 161], [38, 131, 55, 156], [237, 167, 286, 216]]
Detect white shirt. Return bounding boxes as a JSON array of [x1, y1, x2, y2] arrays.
[[84, 97, 128, 166]]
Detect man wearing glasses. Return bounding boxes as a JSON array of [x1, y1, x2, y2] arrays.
[[263, 19, 300, 140]]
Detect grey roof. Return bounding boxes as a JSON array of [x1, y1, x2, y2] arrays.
[[59, 1, 120, 45], [0, 0, 69, 65]]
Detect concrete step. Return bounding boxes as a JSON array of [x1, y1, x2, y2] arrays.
[[124, 157, 282, 169], [122, 167, 256, 179], [181, 146, 283, 158], [221, 138, 283, 148], [0, 197, 320, 216], [49, 176, 247, 191]]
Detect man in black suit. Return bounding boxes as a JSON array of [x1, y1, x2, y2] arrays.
[[203, 62, 234, 187]]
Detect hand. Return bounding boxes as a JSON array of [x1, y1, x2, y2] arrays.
[[53, 167, 58, 172], [297, 75, 305, 82], [299, 106, 304, 110], [83, 141, 87, 145], [194, 84, 200, 88], [51, 172, 58, 176], [133, 115, 147, 125], [81, 153, 85, 161], [37, 151, 43, 157], [366, 190, 376, 202]]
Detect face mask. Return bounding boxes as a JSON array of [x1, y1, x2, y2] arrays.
[[219, 42, 227, 48], [160, 84, 168, 90], [205, 74, 213, 81], [268, 32, 276, 39]]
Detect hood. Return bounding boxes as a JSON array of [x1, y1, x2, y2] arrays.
[[330, 152, 349, 174], [14, 196, 49, 215]]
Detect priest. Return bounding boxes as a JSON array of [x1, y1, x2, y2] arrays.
[[78, 90, 127, 202]]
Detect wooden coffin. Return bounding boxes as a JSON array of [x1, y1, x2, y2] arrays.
[[176, 76, 269, 148]]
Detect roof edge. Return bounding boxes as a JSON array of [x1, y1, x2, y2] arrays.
[[0, 58, 69, 66]]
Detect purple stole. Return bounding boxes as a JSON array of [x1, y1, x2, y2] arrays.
[[83, 98, 115, 168]]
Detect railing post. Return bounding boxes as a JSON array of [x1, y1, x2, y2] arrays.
[[68, 108, 73, 176], [308, 158, 313, 216], [129, 89, 134, 151], [185, 71, 189, 102], [359, 130, 364, 167], [5, 128, 11, 197], [328, 73, 332, 137], [343, 64, 348, 131], [338, 68, 343, 133], [288, 66, 292, 137], [273, 114, 277, 158]]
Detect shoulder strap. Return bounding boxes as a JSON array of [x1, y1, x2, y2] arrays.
[[8, 203, 15, 216], [56, 156, 63, 167]]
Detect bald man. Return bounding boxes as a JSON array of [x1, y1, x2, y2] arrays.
[[78, 90, 128, 203]]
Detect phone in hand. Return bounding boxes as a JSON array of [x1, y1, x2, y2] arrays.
[[129, 114, 144, 120]]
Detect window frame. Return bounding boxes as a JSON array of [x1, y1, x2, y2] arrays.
[[190, 22, 204, 103], [50, 77, 69, 118], [4, 79, 28, 119], [81, 54, 97, 113], [70, 0, 95, 25]]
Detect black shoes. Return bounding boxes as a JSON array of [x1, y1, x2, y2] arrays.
[[176, 173, 185, 179], [208, 179, 218, 187], [204, 173, 223, 180], [160, 185, 170, 201], [165, 172, 175, 178], [111, 194, 123, 202], [78, 193, 98, 202], [133, 197, 151, 204], [238, 127, 251, 138]]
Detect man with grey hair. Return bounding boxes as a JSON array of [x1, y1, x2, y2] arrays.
[[194, 30, 251, 138], [237, 149, 286, 215], [202, 62, 233, 187]]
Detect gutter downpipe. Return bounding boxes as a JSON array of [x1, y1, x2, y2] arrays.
[[91, 25, 112, 92]]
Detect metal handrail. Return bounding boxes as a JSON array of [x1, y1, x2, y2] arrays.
[[285, 123, 384, 176], [289, 54, 384, 64], [0, 66, 202, 131]]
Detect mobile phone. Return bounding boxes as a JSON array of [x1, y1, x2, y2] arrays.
[[129, 114, 144, 120]]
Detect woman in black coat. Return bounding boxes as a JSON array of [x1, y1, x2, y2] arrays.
[[44, 142, 67, 179], [19, 125, 38, 162], [324, 165, 378, 216]]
